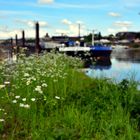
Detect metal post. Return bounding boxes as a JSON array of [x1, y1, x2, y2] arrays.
[[15, 34, 18, 46], [35, 22, 41, 54], [22, 30, 25, 47], [16, 34, 19, 61], [78, 23, 80, 38], [92, 30, 95, 46], [10, 38, 13, 59]]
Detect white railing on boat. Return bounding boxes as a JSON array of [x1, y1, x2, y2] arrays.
[[59, 47, 90, 52]]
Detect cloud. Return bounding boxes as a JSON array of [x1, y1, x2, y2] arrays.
[[76, 21, 83, 24], [109, 12, 121, 17], [0, 10, 35, 16], [107, 20, 133, 35], [0, 28, 47, 39], [107, 28, 117, 34], [61, 19, 72, 25], [38, 0, 54, 4], [55, 19, 86, 36], [55, 29, 69, 35], [0, 25, 9, 32], [15, 19, 48, 28], [107, 27, 129, 35], [114, 21, 132, 27], [38, 21, 48, 27]]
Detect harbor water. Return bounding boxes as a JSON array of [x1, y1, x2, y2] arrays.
[[85, 47, 140, 83]]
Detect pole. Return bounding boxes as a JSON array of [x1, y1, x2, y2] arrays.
[[15, 34, 18, 46], [10, 37, 13, 58], [78, 23, 80, 38], [16, 34, 19, 60], [92, 30, 95, 46], [22, 30, 25, 47], [35, 22, 41, 54]]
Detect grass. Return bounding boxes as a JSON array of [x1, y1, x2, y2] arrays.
[[0, 52, 139, 139]]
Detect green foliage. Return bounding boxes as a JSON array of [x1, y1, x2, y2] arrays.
[[0, 53, 139, 139], [131, 43, 140, 48]]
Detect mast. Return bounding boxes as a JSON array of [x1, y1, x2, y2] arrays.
[[78, 23, 81, 38], [92, 30, 95, 46]]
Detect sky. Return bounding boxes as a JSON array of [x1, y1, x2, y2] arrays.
[[0, 0, 140, 39]]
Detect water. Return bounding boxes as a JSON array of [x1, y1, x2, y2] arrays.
[[85, 48, 140, 83]]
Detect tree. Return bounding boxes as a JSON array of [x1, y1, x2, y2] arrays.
[[84, 33, 92, 43], [98, 32, 102, 40], [108, 34, 115, 41]]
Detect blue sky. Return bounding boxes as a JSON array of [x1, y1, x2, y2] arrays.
[[0, 0, 140, 39]]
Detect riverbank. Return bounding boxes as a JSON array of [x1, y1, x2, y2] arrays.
[[0, 52, 140, 139]]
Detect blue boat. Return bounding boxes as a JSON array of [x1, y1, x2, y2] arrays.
[[90, 44, 112, 57]]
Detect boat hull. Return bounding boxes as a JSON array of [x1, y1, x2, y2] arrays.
[[90, 50, 112, 57]]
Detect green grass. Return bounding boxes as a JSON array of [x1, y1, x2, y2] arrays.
[[0, 52, 139, 139]]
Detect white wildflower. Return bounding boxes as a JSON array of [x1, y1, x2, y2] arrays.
[[4, 81, 10, 85], [0, 85, 5, 89], [0, 119, 5, 122], [26, 80, 31, 86], [55, 96, 60, 100], [24, 73, 30, 77], [22, 98, 26, 102], [31, 77, 36, 81], [42, 83, 48, 87], [31, 98, 36, 102], [12, 100, 17, 103], [53, 79, 58, 82], [15, 96, 20, 99], [35, 86, 43, 94], [19, 103, 24, 107], [24, 104, 30, 109]]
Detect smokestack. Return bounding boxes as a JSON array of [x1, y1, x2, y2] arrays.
[[22, 30, 25, 47], [35, 22, 41, 54]]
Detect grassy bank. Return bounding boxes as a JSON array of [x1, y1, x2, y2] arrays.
[[0, 52, 140, 140]]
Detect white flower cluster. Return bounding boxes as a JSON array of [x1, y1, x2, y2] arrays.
[[35, 86, 43, 94], [42, 83, 48, 87], [24, 73, 30, 77], [11, 96, 36, 109], [0, 85, 5, 89], [55, 96, 60, 100], [19, 103, 30, 109]]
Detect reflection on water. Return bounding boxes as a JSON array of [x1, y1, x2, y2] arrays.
[[85, 48, 140, 82], [112, 48, 140, 62], [90, 57, 111, 70]]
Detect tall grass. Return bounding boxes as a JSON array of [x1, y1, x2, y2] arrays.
[[0, 52, 139, 139]]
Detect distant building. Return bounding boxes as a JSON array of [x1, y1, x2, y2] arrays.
[[51, 36, 81, 43], [51, 36, 69, 43], [116, 32, 140, 40]]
